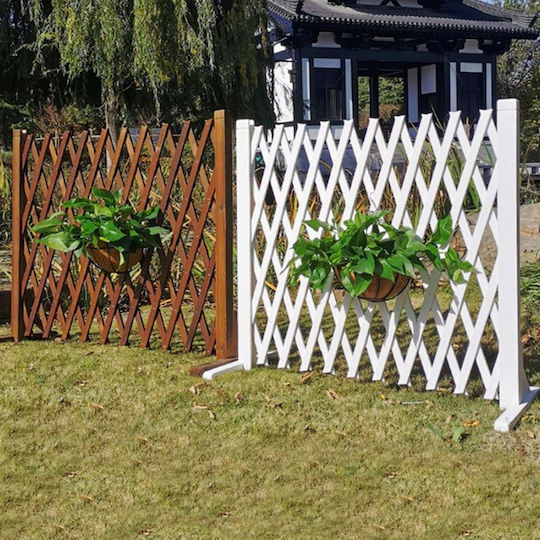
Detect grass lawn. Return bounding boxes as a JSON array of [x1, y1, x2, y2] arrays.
[[2, 266, 540, 539]]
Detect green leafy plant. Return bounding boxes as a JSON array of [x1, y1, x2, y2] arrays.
[[31, 188, 168, 267], [289, 211, 474, 298], [427, 425, 468, 445]]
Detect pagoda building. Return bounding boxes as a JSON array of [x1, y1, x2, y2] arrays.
[[268, 0, 539, 126]]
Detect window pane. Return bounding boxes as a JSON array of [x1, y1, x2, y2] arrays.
[[312, 67, 344, 121]]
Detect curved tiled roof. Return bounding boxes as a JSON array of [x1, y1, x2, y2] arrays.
[[267, 0, 539, 39]]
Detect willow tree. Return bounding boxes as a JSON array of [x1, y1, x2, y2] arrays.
[[30, 0, 272, 138], [496, 0, 540, 159]]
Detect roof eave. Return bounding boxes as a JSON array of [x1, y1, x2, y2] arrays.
[[294, 16, 540, 40]]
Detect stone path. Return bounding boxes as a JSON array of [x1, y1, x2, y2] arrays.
[[0, 247, 10, 289], [466, 202, 540, 271]]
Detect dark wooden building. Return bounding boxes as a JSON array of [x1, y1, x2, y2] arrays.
[[268, 0, 538, 125]]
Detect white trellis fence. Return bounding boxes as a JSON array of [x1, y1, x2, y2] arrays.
[[206, 99, 538, 432]]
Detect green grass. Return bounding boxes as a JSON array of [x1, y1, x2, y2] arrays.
[[1, 264, 540, 539], [1, 322, 540, 539]]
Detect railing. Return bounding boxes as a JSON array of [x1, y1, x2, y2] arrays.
[[11, 110, 236, 359], [234, 99, 538, 431]]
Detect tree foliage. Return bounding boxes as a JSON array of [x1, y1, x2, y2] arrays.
[[496, 0, 540, 160], [27, 0, 273, 134]]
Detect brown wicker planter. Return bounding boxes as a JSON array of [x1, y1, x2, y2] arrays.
[[334, 268, 410, 302], [87, 242, 143, 273]]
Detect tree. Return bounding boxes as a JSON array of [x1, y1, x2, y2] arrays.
[[29, 0, 273, 137], [496, 0, 540, 160], [0, 0, 51, 145]]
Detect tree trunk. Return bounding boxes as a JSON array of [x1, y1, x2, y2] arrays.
[[104, 90, 119, 144], [104, 90, 119, 173]]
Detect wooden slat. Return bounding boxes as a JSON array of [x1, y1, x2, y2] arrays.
[[11, 129, 26, 342], [213, 110, 236, 360]]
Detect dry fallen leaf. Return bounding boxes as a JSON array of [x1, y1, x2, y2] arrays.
[[234, 392, 242, 404], [326, 389, 340, 400], [63, 471, 77, 478], [525, 430, 535, 439], [300, 371, 315, 384], [335, 430, 348, 438], [373, 524, 386, 531], [521, 334, 534, 345], [189, 383, 205, 396], [52, 524, 67, 532], [460, 530, 474, 536], [464, 420, 481, 428], [384, 471, 398, 479], [399, 495, 414, 503], [139, 529, 153, 536], [137, 436, 149, 444], [192, 404, 216, 420], [218, 512, 232, 518], [80, 495, 94, 503], [193, 404, 209, 410], [90, 402, 104, 412]]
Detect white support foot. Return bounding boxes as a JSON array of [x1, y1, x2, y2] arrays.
[[494, 387, 539, 432], [202, 360, 244, 381]]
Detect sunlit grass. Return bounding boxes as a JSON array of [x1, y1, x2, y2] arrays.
[[1, 313, 539, 538], [1, 264, 539, 538]]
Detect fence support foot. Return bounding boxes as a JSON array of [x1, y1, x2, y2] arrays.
[[202, 359, 244, 381], [494, 387, 539, 432]]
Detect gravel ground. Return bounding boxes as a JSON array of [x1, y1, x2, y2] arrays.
[[465, 202, 540, 271]]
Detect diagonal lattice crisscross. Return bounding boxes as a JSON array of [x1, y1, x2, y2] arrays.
[[13, 115, 231, 355], [248, 111, 503, 397]]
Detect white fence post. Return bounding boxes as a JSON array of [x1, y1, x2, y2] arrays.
[[495, 99, 539, 431], [236, 119, 255, 371], [201, 120, 255, 381]]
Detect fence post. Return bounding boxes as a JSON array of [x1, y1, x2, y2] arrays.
[[236, 120, 255, 371], [495, 99, 539, 431], [11, 129, 26, 342], [213, 110, 237, 360]]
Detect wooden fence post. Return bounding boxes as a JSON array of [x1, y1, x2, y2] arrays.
[[214, 110, 237, 360], [11, 129, 26, 342]]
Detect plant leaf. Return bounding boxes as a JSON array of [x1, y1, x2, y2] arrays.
[[92, 188, 116, 205], [39, 231, 80, 252], [100, 221, 126, 242]]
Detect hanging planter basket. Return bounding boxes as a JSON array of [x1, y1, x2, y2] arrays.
[[334, 268, 410, 302], [87, 242, 144, 274]]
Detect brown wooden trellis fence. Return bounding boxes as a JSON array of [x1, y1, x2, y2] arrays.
[[11, 110, 236, 359]]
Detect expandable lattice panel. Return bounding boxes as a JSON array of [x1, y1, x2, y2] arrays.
[[234, 101, 537, 430], [13, 117, 230, 354]]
